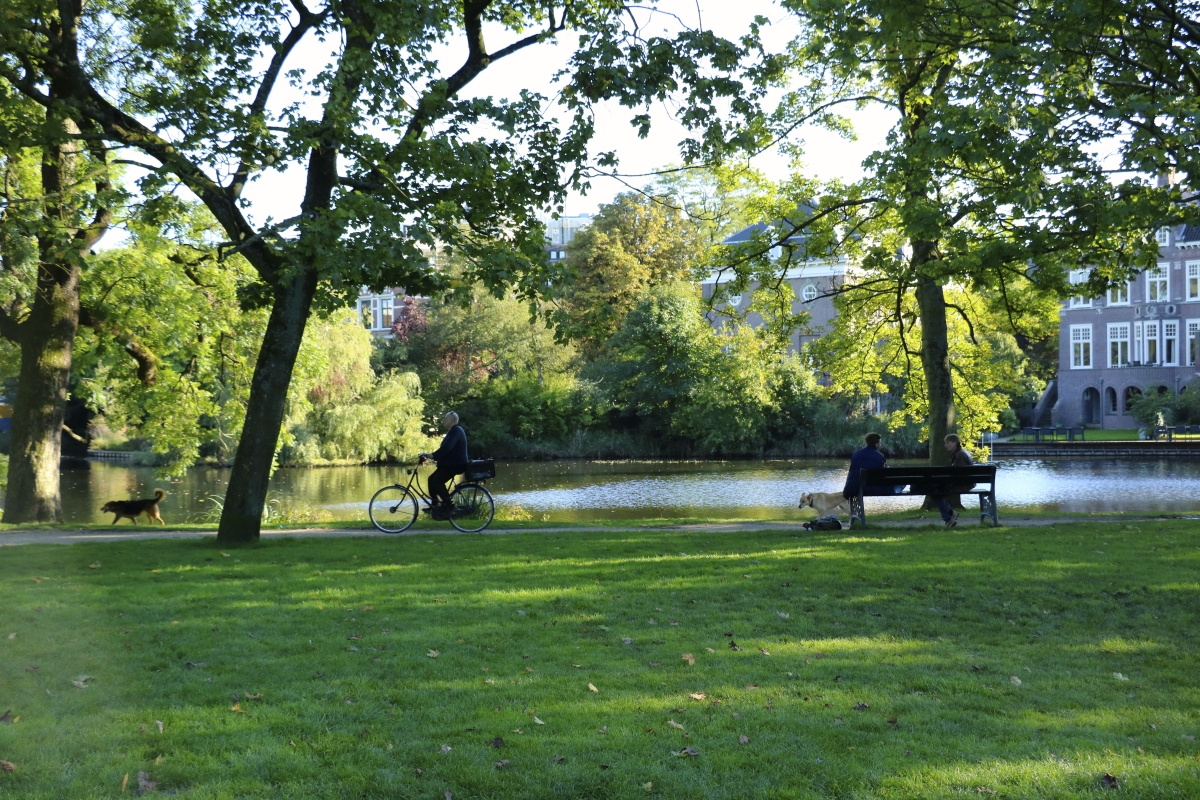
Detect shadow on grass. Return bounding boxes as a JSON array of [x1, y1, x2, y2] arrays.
[[1, 522, 1198, 798]]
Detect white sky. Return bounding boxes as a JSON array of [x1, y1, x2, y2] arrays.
[[234, 0, 896, 226]]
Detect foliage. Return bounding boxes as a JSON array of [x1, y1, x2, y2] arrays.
[[71, 210, 266, 475], [4, 523, 1200, 797], [280, 315, 432, 466], [549, 192, 706, 354], [1126, 385, 1200, 428]]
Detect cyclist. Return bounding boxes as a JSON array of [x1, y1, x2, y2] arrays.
[[422, 411, 469, 519]]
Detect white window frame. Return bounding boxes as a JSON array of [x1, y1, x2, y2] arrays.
[[1069, 269, 1091, 308], [1188, 319, 1200, 366], [1134, 322, 1143, 363], [1107, 281, 1130, 306], [1156, 227, 1171, 247], [1070, 324, 1092, 369], [1164, 320, 1180, 366], [801, 284, 818, 302], [1107, 323, 1130, 368], [1144, 319, 1161, 364], [1187, 261, 1200, 301], [1147, 264, 1169, 303]]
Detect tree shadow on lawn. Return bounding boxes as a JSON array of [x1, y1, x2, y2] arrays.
[[1, 524, 1198, 798]]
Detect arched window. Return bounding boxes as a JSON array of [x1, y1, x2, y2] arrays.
[[1123, 386, 1142, 412], [1105, 387, 1118, 414], [1082, 388, 1101, 424], [801, 284, 818, 302]]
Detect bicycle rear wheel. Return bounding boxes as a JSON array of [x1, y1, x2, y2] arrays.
[[369, 485, 418, 533], [449, 484, 494, 532]]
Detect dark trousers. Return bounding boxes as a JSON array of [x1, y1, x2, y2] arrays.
[[428, 465, 462, 506]]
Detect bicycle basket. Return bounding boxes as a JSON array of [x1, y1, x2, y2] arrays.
[[465, 458, 496, 481]]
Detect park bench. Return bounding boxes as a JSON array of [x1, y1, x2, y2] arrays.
[[849, 465, 999, 529]]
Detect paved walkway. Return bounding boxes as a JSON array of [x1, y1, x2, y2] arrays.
[[0, 515, 1185, 546]]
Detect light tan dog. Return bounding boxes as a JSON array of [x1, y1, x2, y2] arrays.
[[798, 491, 850, 517]]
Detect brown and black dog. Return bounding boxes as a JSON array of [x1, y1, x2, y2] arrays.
[[101, 488, 167, 525]]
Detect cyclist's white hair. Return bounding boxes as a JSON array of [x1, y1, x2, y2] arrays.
[[444, 411, 459, 425]]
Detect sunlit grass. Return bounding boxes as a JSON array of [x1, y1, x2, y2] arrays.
[[1, 521, 1198, 798]]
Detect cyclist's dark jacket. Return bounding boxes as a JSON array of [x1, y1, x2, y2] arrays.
[[432, 424, 469, 470], [842, 445, 887, 498]]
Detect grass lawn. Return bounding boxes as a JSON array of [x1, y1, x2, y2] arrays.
[[1, 522, 1198, 799]]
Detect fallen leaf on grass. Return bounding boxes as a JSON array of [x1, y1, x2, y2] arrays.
[[348, 634, 362, 641], [668, 720, 684, 730], [156, 720, 163, 733], [550, 753, 566, 763], [813, 653, 827, 659], [648, 661, 661, 667], [1009, 676, 1022, 686], [533, 717, 545, 725], [89, 562, 101, 569], [230, 703, 245, 714], [643, 782, 653, 792], [739, 735, 749, 744], [777, 611, 790, 619], [759, 648, 771, 656], [976, 788, 996, 795], [672, 747, 699, 757], [361, 605, 373, 611], [689, 693, 707, 701], [137, 771, 156, 792], [0, 711, 11, 724], [621, 638, 633, 645], [588, 683, 599, 693], [729, 641, 742, 651], [745, 684, 759, 690], [491, 737, 504, 748], [1102, 773, 1119, 788], [427, 650, 440, 658], [494, 759, 510, 769], [484, 678, 495, 684], [599, 726, 607, 734], [1113, 672, 1129, 681], [0, 761, 14, 772], [440, 745, 451, 754], [854, 702, 870, 711], [72, 681, 89, 690], [444, 791, 452, 800], [182, 662, 206, 670], [682, 653, 695, 665], [888, 716, 899, 725], [244, 692, 262, 700]]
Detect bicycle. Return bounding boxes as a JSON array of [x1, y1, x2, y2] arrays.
[[368, 455, 495, 533]]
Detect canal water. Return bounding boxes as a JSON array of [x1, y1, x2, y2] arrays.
[[54, 457, 1200, 525]]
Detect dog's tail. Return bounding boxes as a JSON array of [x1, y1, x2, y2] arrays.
[[154, 488, 166, 501]]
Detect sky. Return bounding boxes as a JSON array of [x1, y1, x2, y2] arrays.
[[230, 0, 898, 228]]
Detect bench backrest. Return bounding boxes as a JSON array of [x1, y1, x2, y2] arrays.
[[859, 465, 997, 487]]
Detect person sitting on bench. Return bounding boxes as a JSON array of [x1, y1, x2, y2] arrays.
[[843, 432, 889, 501], [931, 433, 974, 528]]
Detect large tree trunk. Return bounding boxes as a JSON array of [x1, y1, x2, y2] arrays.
[[915, 271, 955, 466], [3, 256, 80, 523], [216, 268, 318, 543], [2, 122, 105, 523]]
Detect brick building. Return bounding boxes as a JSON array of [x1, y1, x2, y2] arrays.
[[1053, 222, 1200, 428]]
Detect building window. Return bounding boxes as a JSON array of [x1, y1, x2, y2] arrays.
[[1107, 323, 1130, 367], [359, 301, 372, 329], [801, 284, 818, 302], [1155, 227, 1171, 247], [1070, 324, 1092, 368], [1164, 320, 1180, 365], [1144, 320, 1160, 364], [1124, 386, 1142, 412], [1189, 319, 1200, 366], [1187, 262, 1200, 301], [1108, 282, 1130, 305], [1069, 270, 1091, 308], [1106, 387, 1118, 414], [1147, 264, 1169, 303], [380, 299, 393, 330]]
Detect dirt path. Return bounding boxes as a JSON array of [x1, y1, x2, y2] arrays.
[[1, 515, 1182, 546]]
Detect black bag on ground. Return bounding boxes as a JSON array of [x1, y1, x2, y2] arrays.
[[464, 459, 495, 481], [804, 514, 842, 531]]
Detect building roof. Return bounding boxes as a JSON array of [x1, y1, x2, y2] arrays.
[[721, 207, 816, 246]]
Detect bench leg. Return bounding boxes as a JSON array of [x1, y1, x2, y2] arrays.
[[850, 494, 866, 529], [979, 492, 999, 527]]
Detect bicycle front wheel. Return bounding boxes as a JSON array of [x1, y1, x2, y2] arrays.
[[369, 485, 418, 533], [449, 484, 495, 532]]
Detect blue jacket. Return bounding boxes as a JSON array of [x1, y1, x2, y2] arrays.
[[842, 445, 887, 498], [432, 425, 469, 470]]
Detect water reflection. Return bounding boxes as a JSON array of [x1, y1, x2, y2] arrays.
[[55, 457, 1200, 525]]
